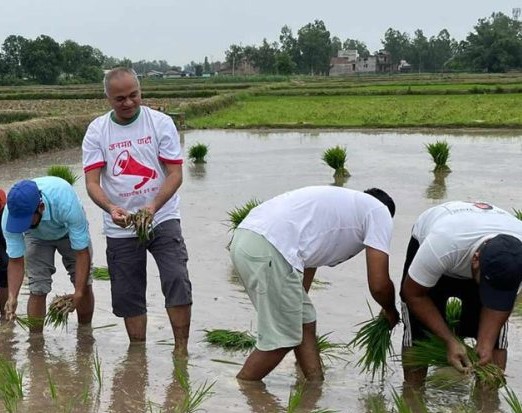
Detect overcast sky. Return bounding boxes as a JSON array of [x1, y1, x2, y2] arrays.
[[0, 1, 518, 67]]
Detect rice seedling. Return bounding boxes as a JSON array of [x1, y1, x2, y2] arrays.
[[363, 393, 387, 413], [403, 333, 506, 388], [513, 208, 522, 220], [92, 348, 103, 390], [503, 387, 522, 413], [316, 332, 351, 367], [203, 329, 256, 351], [126, 209, 154, 243], [445, 297, 462, 332], [227, 198, 262, 231], [348, 306, 394, 380], [322, 145, 350, 178], [0, 358, 24, 413], [425, 140, 451, 172], [173, 366, 215, 413], [15, 314, 43, 330], [45, 294, 74, 329], [46, 165, 79, 185], [92, 266, 110, 280], [390, 388, 413, 413], [46, 369, 57, 400], [187, 142, 209, 164], [287, 383, 337, 413]]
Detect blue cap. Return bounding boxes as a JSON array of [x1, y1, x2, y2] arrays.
[[6, 180, 41, 233]]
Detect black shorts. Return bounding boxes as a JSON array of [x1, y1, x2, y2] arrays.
[[400, 236, 508, 349], [106, 219, 192, 318], [0, 246, 7, 288]]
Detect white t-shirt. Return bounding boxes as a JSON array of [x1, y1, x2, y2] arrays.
[[409, 201, 522, 287], [239, 186, 393, 272], [82, 106, 183, 238]]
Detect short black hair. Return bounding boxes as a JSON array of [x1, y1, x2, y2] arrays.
[[364, 188, 395, 217]]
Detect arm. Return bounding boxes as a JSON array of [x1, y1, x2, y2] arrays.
[[146, 163, 182, 214], [476, 307, 510, 366], [71, 247, 91, 308], [365, 247, 399, 328], [401, 275, 471, 372], [85, 168, 128, 228], [303, 268, 317, 293], [5, 256, 25, 320]]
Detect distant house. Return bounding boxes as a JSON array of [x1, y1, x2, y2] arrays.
[[330, 50, 396, 76], [398, 60, 412, 73], [164, 69, 183, 78], [146, 70, 164, 78]]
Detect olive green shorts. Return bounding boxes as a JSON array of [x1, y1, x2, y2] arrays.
[[230, 228, 316, 351]]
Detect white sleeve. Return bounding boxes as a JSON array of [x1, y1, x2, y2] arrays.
[[363, 206, 393, 255], [82, 120, 106, 172], [157, 116, 182, 163], [408, 234, 452, 287]]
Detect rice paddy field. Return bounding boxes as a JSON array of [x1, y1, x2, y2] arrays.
[[0, 74, 522, 412]]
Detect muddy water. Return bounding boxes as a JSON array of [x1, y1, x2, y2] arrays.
[[1, 129, 521, 413]]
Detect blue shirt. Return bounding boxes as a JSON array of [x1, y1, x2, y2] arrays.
[[1, 177, 91, 258]]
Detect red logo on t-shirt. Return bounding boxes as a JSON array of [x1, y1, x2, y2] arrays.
[[113, 150, 158, 190]]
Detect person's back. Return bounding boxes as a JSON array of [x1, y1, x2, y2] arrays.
[[239, 186, 393, 271]]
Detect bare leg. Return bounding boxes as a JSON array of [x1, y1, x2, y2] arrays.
[[76, 285, 95, 324], [402, 346, 428, 388], [166, 304, 191, 358], [27, 293, 47, 333], [124, 314, 147, 342], [0, 287, 7, 318], [293, 321, 323, 381], [237, 347, 292, 381]]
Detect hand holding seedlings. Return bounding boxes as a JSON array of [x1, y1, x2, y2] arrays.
[[4, 296, 18, 322], [45, 294, 75, 329], [109, 205, 129, 228], [125, 208, 154, 243]]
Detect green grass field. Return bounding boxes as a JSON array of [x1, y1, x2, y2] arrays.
[[188, 94, 522, 129]]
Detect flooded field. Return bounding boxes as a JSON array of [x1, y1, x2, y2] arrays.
[[1, 129, 521, 412]]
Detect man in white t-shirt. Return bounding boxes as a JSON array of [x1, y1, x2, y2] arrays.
[[400, 201, 522, 386], [229, 186, 399, 381], [82, 67, 191, 357]]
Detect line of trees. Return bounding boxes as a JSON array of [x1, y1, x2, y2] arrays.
[[225, 12, 522, 75]]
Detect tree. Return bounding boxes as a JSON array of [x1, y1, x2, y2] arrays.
[[381, 28, 411, 66], [225, 44, 244, 74], [2, 35, 28, 78], [342, 38, 370, 58], [21, 35, 62, 84], [458, 12, 522, 72], [297, 20, 332, 75], [428, 29, 458, 71], [279, 25, 300, 71], [195, 64, 203, 76], [253, 39, 278, 74], [411, 29, 429, 72], [204, 56, 211, 73], [330, 36, 342, 58], [275, 51, 296, 75]]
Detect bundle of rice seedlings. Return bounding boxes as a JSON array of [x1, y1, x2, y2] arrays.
[[92, 266, 110, 281], [227, 198, 262, 231], [187, 142, 209, 164], [45, 295, 74, 329], [46, 165, 79, 185], [348, 307, 393, 380], [316, 332, 351, 367], [203, 329, 256, 351], [322, 145, 350, 178], [503, 387, 522, 413], [15, 315, 43, 330], [425, 140, 451, 173], [513, 208, 522, 220], [445, 297, 462, 332], [126, 209, 154, 243], [403, 333, 506, 388]]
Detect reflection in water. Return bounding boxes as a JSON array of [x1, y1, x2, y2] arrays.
[[109, 344, 149, 412], [425, 170, 450, 200], [332, 175, 349, 187], [239, 380, 324, 413], [162, 358, 190, 411], [188, 163, 207, 179], [21, 328, 97, 412]]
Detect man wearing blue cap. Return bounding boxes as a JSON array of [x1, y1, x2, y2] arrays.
[[400, 201, 522, 386], [1, 177, 94, 331]]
